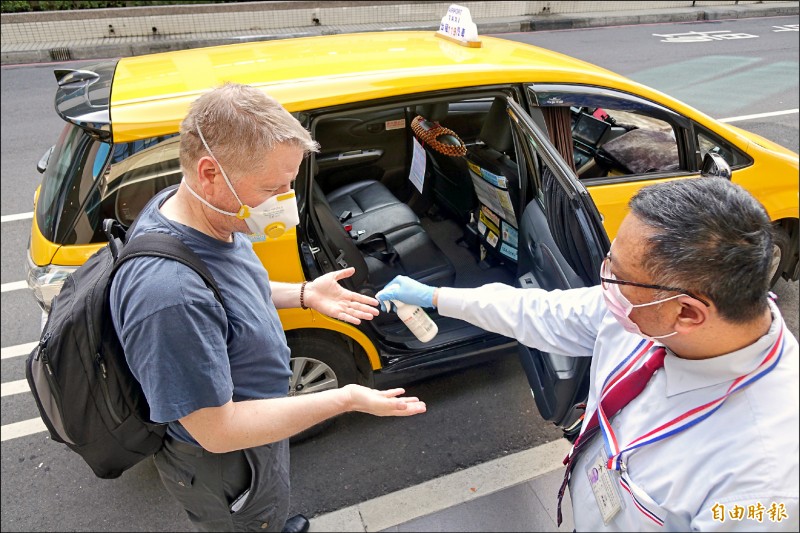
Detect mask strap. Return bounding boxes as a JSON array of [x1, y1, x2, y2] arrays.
[[182, 177, 239, 217], [195, 122, 245, 208]]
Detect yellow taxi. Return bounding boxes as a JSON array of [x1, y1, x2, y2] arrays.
[[26, 22, 799, 437]]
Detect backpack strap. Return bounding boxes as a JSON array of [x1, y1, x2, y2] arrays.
[[113, 233, 225, 307]]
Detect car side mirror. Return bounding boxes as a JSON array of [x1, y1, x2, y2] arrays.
[[700, 152, 731, 179], [37, 145, 55, 174]]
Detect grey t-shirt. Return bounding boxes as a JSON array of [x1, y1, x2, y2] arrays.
[[110, 187, 292, 445]]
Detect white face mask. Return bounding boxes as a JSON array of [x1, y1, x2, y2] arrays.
[[183, 124, 299, 239], [600, 256, 680, 341]]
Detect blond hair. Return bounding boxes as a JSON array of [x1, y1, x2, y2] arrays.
[[179, 82, 319, 179]]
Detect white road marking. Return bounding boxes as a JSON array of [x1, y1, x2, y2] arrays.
[[1, 342, 38, 360], [1, 281, 28, 293], [720, 108, 799, 123], [1, 418, 47, 442], [1, 379, 30, 397], [1, 212, 33, 223]]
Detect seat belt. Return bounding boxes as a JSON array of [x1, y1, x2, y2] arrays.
[[356, 233, 399, 265]]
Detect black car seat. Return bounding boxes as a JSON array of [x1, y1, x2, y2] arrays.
[[312, 181, 455, 293], [411, 103, 476, 224], [464, 97, 521, 264]]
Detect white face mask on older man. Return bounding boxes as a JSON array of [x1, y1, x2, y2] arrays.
[[182, 123, 299, 239]]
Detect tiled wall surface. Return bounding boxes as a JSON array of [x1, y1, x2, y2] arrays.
[[1, 1, 764, 45]]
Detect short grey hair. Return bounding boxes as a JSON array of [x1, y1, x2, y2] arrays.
[[179, 82, 319, 179], [629, 178, 774, 323]]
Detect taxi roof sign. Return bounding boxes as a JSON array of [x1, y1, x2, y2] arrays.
[[436, 4, 481, 48]]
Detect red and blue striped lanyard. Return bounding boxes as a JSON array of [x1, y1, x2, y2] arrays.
[[596, 326, 785, 472]]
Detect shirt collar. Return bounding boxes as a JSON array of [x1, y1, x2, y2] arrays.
[[663, 299, 782, 397]]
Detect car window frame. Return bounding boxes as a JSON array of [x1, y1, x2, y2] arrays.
[[689, 121, 753, 170]]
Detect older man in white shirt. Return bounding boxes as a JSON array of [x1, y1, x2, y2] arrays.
[[377, 177, 799, 531]]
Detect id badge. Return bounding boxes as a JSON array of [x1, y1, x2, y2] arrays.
[[586, 452, 623, 525]]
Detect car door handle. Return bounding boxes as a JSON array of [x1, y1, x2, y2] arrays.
[[338, 149, 382, 161]]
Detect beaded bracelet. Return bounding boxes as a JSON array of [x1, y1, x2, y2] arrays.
[[300, 281, 309, 310]]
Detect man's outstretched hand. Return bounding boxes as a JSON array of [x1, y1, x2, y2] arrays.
[[305, 267, 379, 324], [343, 384, 426, 417]]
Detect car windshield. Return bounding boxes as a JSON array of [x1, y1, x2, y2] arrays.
[[37, 125, 180, 244]]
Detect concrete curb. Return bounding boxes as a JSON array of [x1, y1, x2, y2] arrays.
[[308, 439, 571, 532], [2, 2, 797, 65]]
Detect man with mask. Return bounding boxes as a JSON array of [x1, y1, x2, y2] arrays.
[[376, 178, 798, 531], [110, 83, 426, 533]]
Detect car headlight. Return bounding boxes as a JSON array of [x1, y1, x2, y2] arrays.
[[25, 253, 77, 312]]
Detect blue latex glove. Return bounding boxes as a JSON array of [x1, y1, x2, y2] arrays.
[[375, 276, 436, 312]]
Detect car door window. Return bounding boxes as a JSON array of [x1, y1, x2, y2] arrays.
[[528, 84, 689, 184], [693, 124, 751, 169]]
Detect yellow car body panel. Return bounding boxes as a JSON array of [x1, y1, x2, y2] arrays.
[[251, 228, 381, 367], [278, 308, 381, 370]]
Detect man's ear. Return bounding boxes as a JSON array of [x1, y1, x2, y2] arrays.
[[196, 156, 218, 192], [673, 296, 711, 333]]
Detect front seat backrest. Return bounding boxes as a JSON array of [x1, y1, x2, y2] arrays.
[[412, 103, 475, 224], [464, 98, 521, 263]]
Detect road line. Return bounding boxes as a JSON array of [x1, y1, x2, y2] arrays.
[[1, 342, 38, 360], [1, 281, 28, 293], [720, 108, 799, 123], [311, 438, 572, 532], [1, 417, 47, 442], [1, 379, 30, 397], [1, 212, 33, 223]]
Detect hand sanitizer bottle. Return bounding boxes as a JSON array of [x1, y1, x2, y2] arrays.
[[391, 300, 438, 342]]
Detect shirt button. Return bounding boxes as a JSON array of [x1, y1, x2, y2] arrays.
[[260, 522, 269, 529], [178, 481, 185, 487]]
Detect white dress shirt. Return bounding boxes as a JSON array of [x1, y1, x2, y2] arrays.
[[437, 284, 799, 531]]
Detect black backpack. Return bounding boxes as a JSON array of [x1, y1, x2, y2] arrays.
[[25, 219, 224, 479]]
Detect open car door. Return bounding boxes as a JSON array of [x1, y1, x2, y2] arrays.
[[506, 98, 611, 437]]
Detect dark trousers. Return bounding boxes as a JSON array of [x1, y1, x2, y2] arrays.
[[154, 436, 291, 532]]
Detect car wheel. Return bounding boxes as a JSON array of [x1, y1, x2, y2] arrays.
[[769, 222, 795, 288], [287, 334, 358, 443]]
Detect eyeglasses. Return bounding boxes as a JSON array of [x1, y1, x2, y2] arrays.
[[600, 256, 710, 307]]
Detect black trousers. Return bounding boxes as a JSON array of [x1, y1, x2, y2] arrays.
[[154, 436, 291, 532]]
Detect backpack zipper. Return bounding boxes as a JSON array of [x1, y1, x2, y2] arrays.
[[95, 353, 123, 426], [85, 269, 124, 427], [38, 334, 55, 376], [35, 331, 52, 363], [36, 334, 75, 443]]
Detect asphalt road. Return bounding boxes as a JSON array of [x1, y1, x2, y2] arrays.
[[1, 15, 798, 531]]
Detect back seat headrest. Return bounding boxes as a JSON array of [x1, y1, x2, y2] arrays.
[[479, 98, 513, 153], [415, 102, 450, 123]]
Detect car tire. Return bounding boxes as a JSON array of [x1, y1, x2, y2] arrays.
[[769, 222, 796, 288], [287, 334, 358, 444]]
